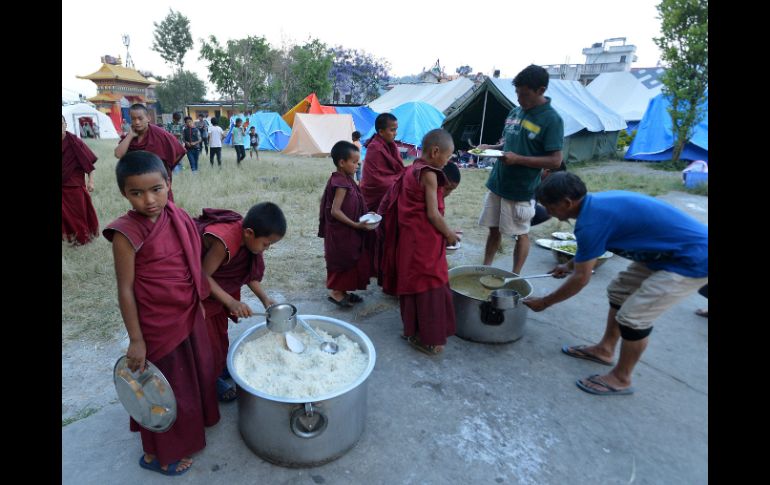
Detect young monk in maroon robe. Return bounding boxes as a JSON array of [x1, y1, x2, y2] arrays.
[[318, 141, 376, 307], [61, 115, 99, 245], [360, 113, 405, 212], [379, 129, 461, 355], [115, 103, 186, 202], [195, 202, 286, 401], [103, 151, 219, 476]]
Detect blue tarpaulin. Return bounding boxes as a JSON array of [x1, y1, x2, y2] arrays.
[[223, 112, 292, 151], [334, 106, 378, 139], [626, 93, 708, 162], [363, 101, 445, 148]]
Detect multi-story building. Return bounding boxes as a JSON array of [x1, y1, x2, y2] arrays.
[[542, 38, 639, 85]]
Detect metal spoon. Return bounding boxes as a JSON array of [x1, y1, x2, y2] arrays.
[[479, 273, 554, 289], [295, 316, 339, 354]]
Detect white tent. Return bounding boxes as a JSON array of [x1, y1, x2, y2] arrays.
[[368, 78, 474, 114], [586, 70, 664, 122], [62, 103, 120, 139], [281, 113, 355, 157]]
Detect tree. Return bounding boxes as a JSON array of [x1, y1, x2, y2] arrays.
[[199, 35, 275, 111], [456, 65, 473, 77], [329, 46, 391, 104], [154, 70, 206, 113], [152, 9, 194, 71], [289, 39, 333, 104], [654, 0, 708, 162]]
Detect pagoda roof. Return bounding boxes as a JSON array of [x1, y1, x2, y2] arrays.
[[77, 64, 153, 85]]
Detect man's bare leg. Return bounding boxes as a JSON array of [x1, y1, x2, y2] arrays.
[[579, 336, 648, 391], [483, 227, 501, 266], [512, 233, 530, 274]]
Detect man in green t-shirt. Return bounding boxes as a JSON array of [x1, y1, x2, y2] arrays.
[[477, 65, 564, 275]]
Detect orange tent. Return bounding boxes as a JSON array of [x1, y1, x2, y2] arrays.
[[282, 93, 336, 127]]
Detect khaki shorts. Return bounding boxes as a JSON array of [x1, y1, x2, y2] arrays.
[[478, 191, 535, 237], [608, 262, 708, 330]]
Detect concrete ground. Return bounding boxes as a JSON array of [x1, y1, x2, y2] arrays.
[[62, 193, 708, 484]]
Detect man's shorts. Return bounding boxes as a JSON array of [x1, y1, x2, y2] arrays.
[[478, 191, 535, 237], [608, 261, 708, 330]]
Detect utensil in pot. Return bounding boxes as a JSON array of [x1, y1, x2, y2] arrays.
[[479, 273, 554, 289], [296, 316, 339, 354], [253, 303, 299, 333], [284, 332, 305, 353]]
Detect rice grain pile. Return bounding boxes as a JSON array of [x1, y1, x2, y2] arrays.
[[233, 323, 369, 399]]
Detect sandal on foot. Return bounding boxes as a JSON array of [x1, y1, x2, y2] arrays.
[[216, 377, 237, 402], [220, 367, 231, 380], [561, 344, 614, 366], [138, 455, 191, 476], [695, 309, 708, 318], [407, 336, 444, 356], [327, 295, 353, 308], [347, 293, 364, 303], [576, 374, 635, 396]]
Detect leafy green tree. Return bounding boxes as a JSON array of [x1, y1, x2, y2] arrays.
[[654, 0, 708, 162], [199, 35, 275, 111], [329, 46, 391, 104], [154, 70, 206, 113], [152, 9, 194, 71], [288, 39, 333, 104]]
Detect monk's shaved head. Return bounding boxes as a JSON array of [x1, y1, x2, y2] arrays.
[[421, 129, 454, 153], [129, 103, 148, 114], [116, 150, 168, 192]]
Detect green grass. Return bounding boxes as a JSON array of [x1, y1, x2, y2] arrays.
[[61, 407, 98, 427], [645, 160, 689, 172], [62, 145, 705, 342]]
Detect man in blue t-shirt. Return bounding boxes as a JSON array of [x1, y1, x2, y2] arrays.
[[524, 173, 708, 397]]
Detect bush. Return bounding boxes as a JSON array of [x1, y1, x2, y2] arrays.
[[616, 129, 637, 151], [217, 116, 230, 129]]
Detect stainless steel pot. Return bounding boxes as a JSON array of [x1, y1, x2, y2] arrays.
[[227, 315, 376, 467], [449, 265, 533, 343]]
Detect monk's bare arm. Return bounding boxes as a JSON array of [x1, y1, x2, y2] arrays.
[[331, 187, 368, 229], [421, 171, 458, 246], [246, 280, 276, 309], [112, 232, 146, 372], [86, 172, 94, 192], [201, 235, 253, 318], [114, 131, 136, 159]]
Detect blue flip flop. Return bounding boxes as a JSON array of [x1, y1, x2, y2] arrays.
[[576, 374, 635, 396], [216, 377, 237, 402], [562, 345, 614, 366], [138, 455, 191, 476]]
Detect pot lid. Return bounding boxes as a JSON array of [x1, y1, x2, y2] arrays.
[[113, 356, 177, 432]]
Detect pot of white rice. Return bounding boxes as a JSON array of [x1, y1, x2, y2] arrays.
[[227, 315, 376, 467]]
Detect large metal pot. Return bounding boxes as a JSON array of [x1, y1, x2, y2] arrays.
[[227, 315, 376, 467], [449, 265, 533, 343]]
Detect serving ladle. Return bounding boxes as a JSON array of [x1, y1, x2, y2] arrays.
[[296, 316, 339, 354], [479, 273, 554, 289]]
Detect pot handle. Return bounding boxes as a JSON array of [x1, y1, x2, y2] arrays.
[[290, 403, 328, 439]]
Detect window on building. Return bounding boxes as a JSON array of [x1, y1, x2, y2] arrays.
[[620, 55, 627, 63]]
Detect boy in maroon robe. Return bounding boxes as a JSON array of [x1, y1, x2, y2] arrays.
[[379, 129, 460, 355], [61, 115, 99, 245], [360, 113, 405, 212], [195, 203, 286, 401], [318, 141, 376, 307], [103, 151, 219, 476], [115, 104, 186, 202]]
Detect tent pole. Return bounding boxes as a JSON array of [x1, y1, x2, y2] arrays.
[[478, 89, 489, 146]]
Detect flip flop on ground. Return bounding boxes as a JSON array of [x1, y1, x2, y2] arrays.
[[406, 336, 444, 356], [216, 377, 237, 402], [327, 295, 353, 308], [576, 374, 635, 396], [138, 455, 191, 476], [347, 293, 364, 303], [695, 308, 708, 318], [561, 344, 614, 366]]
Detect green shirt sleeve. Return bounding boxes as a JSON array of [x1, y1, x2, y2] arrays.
[[543, 114, 564, 152]]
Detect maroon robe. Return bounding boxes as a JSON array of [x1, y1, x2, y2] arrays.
[[103, 201, 219, 465], [318, 172, 373, 290], [379, 159, 456, 345], [122, 124, 186, 201], [62, 132, 99, 245], [195, 209, 265, 375], [360, 134, 405, 212]]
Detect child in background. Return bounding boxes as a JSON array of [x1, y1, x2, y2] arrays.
[[195, 203, 286, 401], [378, 129, 460, 355], [360, 113, 404, 211], [103, 150, 219, 476], [231, 118, 246, 165], [352, 131, 362, 181], [208, 117, 225, 167], [62, 115, 99, 245], [182, 116, 202, 172], [318, 141, 375, 307], [249, 126, 260, 160]]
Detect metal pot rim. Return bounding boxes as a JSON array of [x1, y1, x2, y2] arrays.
[[227, 315, 376, 403], [448, 265, 533, 299]]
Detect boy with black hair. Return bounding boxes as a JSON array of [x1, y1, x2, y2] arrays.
[[183, 116, 202, 172], [319, 141, 375, 307]]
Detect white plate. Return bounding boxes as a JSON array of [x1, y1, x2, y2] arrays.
[[469, 149, 504, 157], [359, 213, 382, 224], [550, 240, 613, 259], [535, 238, 556, 249], [446, 241, 462, 250], [551, 232, 576, 241]]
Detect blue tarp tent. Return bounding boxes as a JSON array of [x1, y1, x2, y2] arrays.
[[223, 112, 292, 151], [626, 93, 708, 162], [334, 106, 378, 138], [363, 101, 445, 149]]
